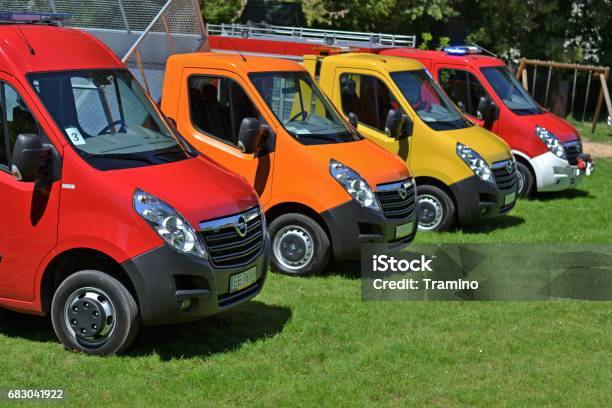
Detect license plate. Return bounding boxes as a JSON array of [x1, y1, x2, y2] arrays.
[[229, 267, 257, 293], [504, 192, 516, 206], [395, 222, 414, 239]]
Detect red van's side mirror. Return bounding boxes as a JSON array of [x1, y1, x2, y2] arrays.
[[11, 133, 49, 182]]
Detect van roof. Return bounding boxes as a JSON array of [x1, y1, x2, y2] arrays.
[[380, 48, 505, 68], [0, 24, 123, 76], [167, 52, 306, 73], [314, 52, 424, 72]]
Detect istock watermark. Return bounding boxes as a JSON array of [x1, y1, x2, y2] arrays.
[[361, 244, 612, 301]]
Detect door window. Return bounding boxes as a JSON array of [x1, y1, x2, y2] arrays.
[[188, 75, 259, 147], [339, 73, 401, 132], [438, 69, 490, 117], [0, 82, 39, 169]]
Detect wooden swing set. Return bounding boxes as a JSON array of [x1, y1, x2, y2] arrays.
[[515, 59, 611, 134]]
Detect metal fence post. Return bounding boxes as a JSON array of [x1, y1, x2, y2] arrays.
[[117, 0, 131, 33]]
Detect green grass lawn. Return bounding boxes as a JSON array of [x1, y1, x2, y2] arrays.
[[569, 117, 612, 144], [1, 162, 611, 407]]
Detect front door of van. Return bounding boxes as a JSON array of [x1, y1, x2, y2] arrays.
[[176, 69, 275, 206], [434, 65, 501, 134], [0, 77, 60, 302], [334, 70, 411, 162]]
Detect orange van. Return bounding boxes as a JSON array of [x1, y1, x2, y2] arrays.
[[160, 54, 418, 276]]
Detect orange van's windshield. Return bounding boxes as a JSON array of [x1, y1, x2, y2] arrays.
[[249, 71, 360, 145]]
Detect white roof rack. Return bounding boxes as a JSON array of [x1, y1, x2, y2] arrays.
[[207, 23, 416, 48]]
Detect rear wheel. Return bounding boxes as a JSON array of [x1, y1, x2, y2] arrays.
[[417, 185, 456, 231], [51, 270, 140, 355], [269, 213, 331, 277], [516, 161, 534, 198]]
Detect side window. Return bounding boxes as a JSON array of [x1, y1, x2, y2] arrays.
[[188, 76, 258, 147], [0, 83, 39, 168], [439, 69, 490, 117], [340, 73, 400, 132]]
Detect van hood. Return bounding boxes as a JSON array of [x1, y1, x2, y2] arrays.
[[110, 156, 259, 226], [519, 112, 580, 142], [307, 139, 411, 186], [448, 125, 513, 164]]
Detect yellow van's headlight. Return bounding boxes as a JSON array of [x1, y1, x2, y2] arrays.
[[456, 143, 495, 185]]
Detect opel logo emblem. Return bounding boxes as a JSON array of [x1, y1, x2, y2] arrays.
[[398, 187, 408, 200], [506, 161, 514, 174], [235, 216, 248, 237]]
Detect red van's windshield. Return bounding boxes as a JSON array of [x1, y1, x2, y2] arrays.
[[29, 69, 191, 170], [481, 66, 543, 115]]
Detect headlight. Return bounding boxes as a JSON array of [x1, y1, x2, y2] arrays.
[[536, 125, 566, 159], [134, 189, 207, 259], [456, 143, 495, 184], [329, 159, 380, 212]]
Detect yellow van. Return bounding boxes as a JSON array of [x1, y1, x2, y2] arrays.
[[305, 53, 518, 231]]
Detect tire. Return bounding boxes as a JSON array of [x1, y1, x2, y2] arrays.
[[51, 270, 140, 355], [516, 161, 534, 198], [269, 213, 331, 277], [417, 184, 456, 231]]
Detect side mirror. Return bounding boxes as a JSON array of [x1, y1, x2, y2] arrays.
[[403, 114, 414, 138], [384, 109, 404, 139], [456, 101, 466, 113], [11, 133, 49, 182], [477, 96, 499, 122], [348, 112, 359, 128], [238, 117, 264, 154]]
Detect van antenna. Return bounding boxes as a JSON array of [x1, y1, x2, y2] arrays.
[[226, 37, 247, 63], [16, 25, 35, 55], [471, 43, 497, 58]]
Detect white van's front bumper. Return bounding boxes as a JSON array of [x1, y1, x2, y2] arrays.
[[530, 151, 593, 192]]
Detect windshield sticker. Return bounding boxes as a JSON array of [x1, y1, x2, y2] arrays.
[[65, 127, 86, 145], [287, 127, 312, 135]]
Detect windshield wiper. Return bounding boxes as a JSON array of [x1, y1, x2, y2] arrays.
[[87, 152, 157, 164]]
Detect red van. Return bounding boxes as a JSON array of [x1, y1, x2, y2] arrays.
[[380, 47, 595, 197], [0, 13, 269, 355]]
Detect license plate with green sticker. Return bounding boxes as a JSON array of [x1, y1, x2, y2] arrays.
[[229, 267, 257, 293], [395, 222, 414, 239]]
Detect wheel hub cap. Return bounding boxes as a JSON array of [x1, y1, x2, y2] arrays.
[[64, 288, 116, 348], [418, 194, 444, 231], [273, 226, 314, 271]]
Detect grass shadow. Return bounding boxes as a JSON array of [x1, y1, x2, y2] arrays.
[[0, 308, 56, 343], [459, 215, 525, 234], [0, 301, 291, 361], [532, 189, 592, 202], [127, 301, 291, 360]]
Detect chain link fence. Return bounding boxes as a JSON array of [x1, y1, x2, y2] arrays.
[[2, 0, 207, 101]]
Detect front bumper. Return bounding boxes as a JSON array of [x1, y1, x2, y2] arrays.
[[121, 237, 270, 326], [450, 175, 517, 225], [321, 200, 417, 261], [531, 151, 594, 192]]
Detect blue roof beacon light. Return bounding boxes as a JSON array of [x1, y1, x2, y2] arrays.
[[444, 46, 481, 56], [0, 11, 71, 24]]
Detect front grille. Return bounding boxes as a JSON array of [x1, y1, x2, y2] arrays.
[[376, 179, 417, 220], [199, 207, 264, 268], [564, 140, 582, 165], [492, 160, 517, 191]]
